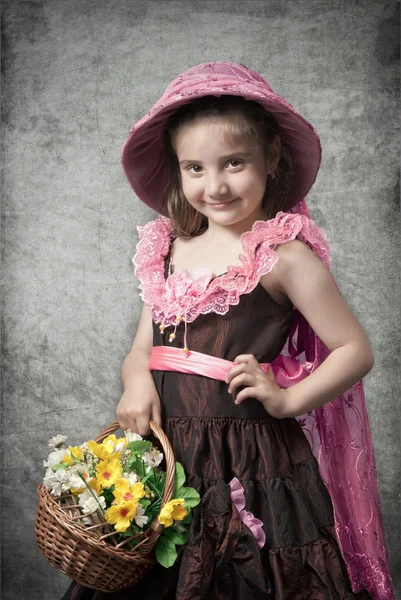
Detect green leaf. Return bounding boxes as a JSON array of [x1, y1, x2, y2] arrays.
[[159, 471, 166, 489], [126, 457, 146, 478], [141, 467, 158, 486], [51, 463, 68, 471], [173, 463, 186, 495], [163, 527, 189, 546], [175, 486, 200, 508], [127, 440, 152, 453], [101, 488, 115, 506], [139, 498, 151, 510], [156, 536, 178, 568], [181, 511, 192, 525]]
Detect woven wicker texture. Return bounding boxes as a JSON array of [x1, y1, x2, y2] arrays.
[[35, 421, 175, 592]]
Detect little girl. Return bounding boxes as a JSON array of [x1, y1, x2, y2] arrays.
[[62, 62, 394, 600]]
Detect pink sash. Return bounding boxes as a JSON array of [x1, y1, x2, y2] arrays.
[[149, 345, 313, 388]]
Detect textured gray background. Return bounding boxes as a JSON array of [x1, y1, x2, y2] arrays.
[[1, 1, 400, 598]]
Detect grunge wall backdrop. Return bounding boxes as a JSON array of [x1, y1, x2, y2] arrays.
[[1, 1, 399, 598]]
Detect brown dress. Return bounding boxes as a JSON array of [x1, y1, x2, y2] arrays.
[[62, 253, 373, 599]]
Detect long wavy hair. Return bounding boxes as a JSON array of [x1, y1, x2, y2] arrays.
[[162, 95, 293, 238]]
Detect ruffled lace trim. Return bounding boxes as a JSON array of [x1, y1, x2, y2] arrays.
[[132, 211, 330, 327]]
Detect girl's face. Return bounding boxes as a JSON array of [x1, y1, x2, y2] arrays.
[[172, 118, 279, 229]]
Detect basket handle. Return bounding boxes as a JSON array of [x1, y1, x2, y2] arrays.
[[95, 421, 175, 511]]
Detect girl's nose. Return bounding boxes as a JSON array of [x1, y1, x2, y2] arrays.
[[206, 173, 229, 199]]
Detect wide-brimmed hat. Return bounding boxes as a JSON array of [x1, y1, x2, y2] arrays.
[[121, 62, 321, 216]]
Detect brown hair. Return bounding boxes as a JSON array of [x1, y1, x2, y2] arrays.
[[162, 95, 293, 237]]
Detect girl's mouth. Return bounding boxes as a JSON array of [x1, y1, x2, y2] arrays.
[[210, 198, 238, 209]]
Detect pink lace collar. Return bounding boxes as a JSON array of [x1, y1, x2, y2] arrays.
[[133, 211, 330, 332]]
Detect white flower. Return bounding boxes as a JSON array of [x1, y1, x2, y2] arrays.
[[43, 468, 57, 490], [125, 430, 142, 442], [69, 464, 90, 490], [43, 448, 69, 468], [43, 467, 70, 496], [78, 489, 106, 515], [134, 504, 148, 528], [48, 434, 68, 449], [116, 441, 127, 453], [142, 448, 163, 469], [122, 471, 138, 485]]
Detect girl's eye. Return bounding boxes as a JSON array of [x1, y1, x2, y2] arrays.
[[186, 160, 243, 173], [187, 165, 202, 173]]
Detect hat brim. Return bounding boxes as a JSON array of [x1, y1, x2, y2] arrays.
[[121, 85, 321, 216]]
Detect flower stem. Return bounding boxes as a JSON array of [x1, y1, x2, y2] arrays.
[[77, 472, 106, 515]]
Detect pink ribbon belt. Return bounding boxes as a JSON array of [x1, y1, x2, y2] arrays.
[[149, 345, 313, 388]]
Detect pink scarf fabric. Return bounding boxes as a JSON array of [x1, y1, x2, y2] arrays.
[[147, 199, 395, 600]]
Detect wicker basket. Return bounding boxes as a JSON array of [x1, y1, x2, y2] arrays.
[[35, 420, 175, 592]]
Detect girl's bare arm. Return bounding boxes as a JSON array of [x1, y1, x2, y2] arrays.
[[117, 303, 161, 435], [121, 303, 154, 386], [265, 240, 374, 418]]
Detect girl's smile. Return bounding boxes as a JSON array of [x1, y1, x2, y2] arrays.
[[208, 197, 238, 209]]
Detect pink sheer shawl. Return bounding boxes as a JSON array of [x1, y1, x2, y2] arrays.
[[285, 200, 394, 599]]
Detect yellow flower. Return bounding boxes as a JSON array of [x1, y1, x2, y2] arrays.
[[105, 501, 137, 533], [158, 499, 187, 528], [113, 479, 145, 504], [102, 434, 127, 453], [88, 477, 101, 495], [103, 434, 118, 445], [72, 474, 102, 496], [61, 445, 84, 466], [87, 440, 121, 461], [95, 457, 122, 487], [70, 485, 86, 494]]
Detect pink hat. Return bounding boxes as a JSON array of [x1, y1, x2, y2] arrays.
[[121, 61, 322, 216]]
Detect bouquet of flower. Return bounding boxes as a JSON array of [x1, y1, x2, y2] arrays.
[[41, 427, 200, 570]]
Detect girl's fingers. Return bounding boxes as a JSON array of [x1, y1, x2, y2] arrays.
[[233, 354, 258, 365], [120, 417, 139, 435], [226, 355, 262, 384], [228, 372, 255, 394], [152, 402, 162, 427], [235, 387, 260, 405], [128, 419, 139, 435], [225, 363, 251, 384], [135, 415, 151, 436]]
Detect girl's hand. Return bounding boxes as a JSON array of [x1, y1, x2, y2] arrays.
[[116, 369, 162, 436], [226, 354, 289, 418]]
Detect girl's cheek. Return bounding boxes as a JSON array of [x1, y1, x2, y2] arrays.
[[183, 179, 199, 198]]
